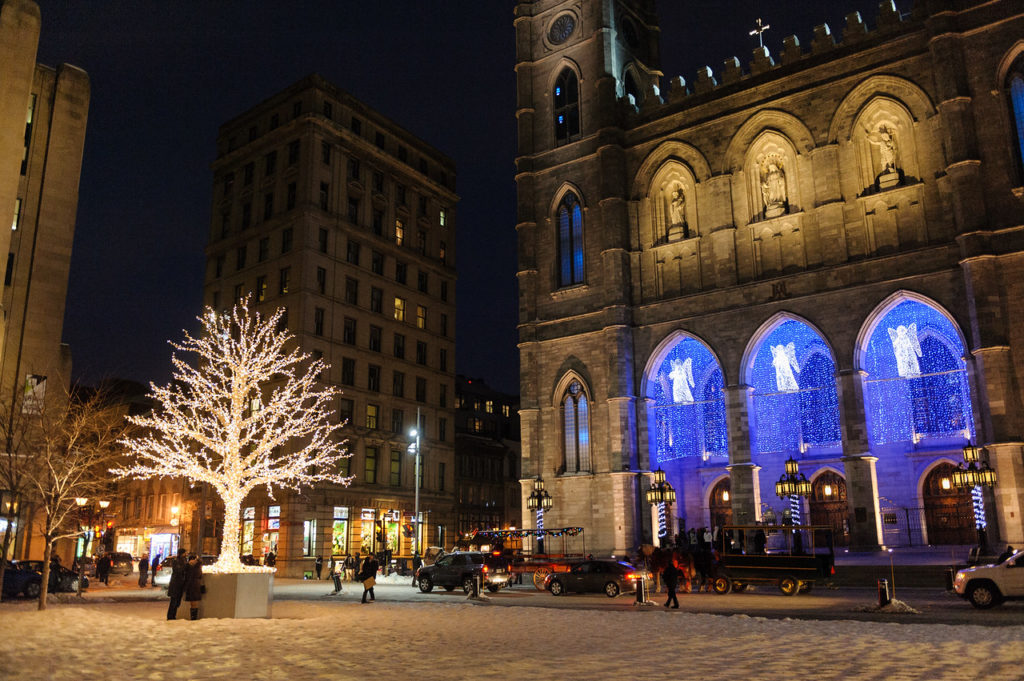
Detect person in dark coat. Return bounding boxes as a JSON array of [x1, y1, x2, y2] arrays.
[[663, 558, 680, 608], [315, 555, 324, 580], [329, 557, 343, 595], [151, 554, 161, 587], [411, 552, 423, 587], [183, 554, 204, 620], [166, 549, 188, 620], [138, 555, 150, 587], [360, 553, 378, 603], [265, 551, 276, 567], [96, 553, 111, 585]]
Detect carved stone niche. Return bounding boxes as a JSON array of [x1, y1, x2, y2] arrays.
[[648, 161, 698, 246], [852, 98, 919, 195], [745, 132, 799, 223]]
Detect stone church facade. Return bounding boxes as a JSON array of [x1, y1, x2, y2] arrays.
[[514, 0, 1024, 555]]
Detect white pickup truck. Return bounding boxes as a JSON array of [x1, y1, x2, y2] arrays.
[[953, 549, 1024, 608]]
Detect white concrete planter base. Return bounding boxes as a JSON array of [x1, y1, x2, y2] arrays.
[[178, 572, 274, 619]]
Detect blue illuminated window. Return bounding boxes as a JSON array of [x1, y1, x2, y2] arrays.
[[562, 380, 591, 473], [861, 300, 974, 445], [746, 320, 841, 456], [646, 336, 728, 463], [557, 192, 584, 286], [1009, 62, 1024, 180], [554, 69, 580, 145]]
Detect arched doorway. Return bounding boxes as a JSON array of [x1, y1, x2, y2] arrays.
[[708, 478, 732, 532], [923, 462, 975, 545], [809, 471, 849, 547]]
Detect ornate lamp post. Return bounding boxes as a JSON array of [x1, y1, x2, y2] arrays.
[[952, 442, 997, 551], [408, 408, 423, 560], [775, 456, 811, 553], [526, 477, 552, 555], [644, 468, 676, 542]]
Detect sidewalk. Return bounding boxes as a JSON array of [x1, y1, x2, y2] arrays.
[[831, 545, 974, 589]]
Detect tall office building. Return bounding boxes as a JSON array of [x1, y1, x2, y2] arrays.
[[0, 0, 89, 560], [204, 75, 458, 576]]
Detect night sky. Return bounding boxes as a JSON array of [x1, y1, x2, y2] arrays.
[[32, 0, 895, 395]]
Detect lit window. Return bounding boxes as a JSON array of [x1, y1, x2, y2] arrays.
[[256, 275, 267, 302], [557, 192, 584, 286], [365, 445, 378, 482], [416, 305, 427, 329], [562, 380, 591, 473], [1008, 59, 1024, 180], [553, 69, 580, 145], [394, 297, 406, 322], [395, 220, 405, 246], [366, 405, 379, 430], [439, 209, 447, 228], [485, 400, 494, 414], [11, 198, 20, 231]]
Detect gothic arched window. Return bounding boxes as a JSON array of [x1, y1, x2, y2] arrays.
[[1007, 58, 1024, 180], [554, 69, 580, 145], [557, 192, 584, 286], [562, 380, 591, 473], [624, 68, 642, 105]]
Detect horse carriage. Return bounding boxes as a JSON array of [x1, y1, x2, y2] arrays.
[[454, 527, 588, 590]]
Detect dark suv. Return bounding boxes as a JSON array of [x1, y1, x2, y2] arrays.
[[107, 552, 134, 576], [415, 551, 509, 594]]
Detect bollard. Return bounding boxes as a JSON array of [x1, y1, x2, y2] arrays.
[[877, 578, 890, 607], [635, 575, 647, 604], [943, 568, 954, 591]]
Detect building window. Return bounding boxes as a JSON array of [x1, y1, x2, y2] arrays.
[[286, 183, 296, 211], [368, 364, 381, 392], [236, 246, 247, 270], [339, 398, 354, 424], [288, 139, 299, 166], [258, 237, 268, 262], [5, 253, 14, 286], [417, 270, 428, 293], [557, 192, 584, 286], [439, 241, 447, 264], [263, 193, 274, 220], [439, 383, 447, 408], [364, 445, 378, 483], [485, 400, 494, 414], [223, 172, 235, 197], [398, 146, 408, 163], [220, 209, 231, 238], [317, 267, 327, 294], [395, 219, 405, 246], [341, 358, 355, 386], [320, 182, 329, 211], [438, 462, 446, 491], [264, 150, 277, 176], [277, 307, 289, 332], [438, 417, 447, 442], [270, 114, 279, 130], [554, 68, 581, 145], [375, 132, 386, 149], [394, 297, 406, 322], [256, 275, 267, 302], [346, 240, 360, 265], [502, 404, 510, 417], [392, 371, 405, 397], [394, 262, 408, 286], [314, 307, 325, 336], [302, 519, 316, 556], [439, 348, 448, 372], [281, 227, 293, 253], [343, 317, 356, 345], [243, 162, 253, 185], [372, 171, 384, 193], [393, 333, 405, 359], [416, 305, 427, 330], [439, 209, 447, 228], [416, 341, 427, 366], [418, 231, 427, 255], [349, 115, 360, 133], [372, 210, 384, 236], [348, 158, 360, 180], [293, 101, 302, 119], [366, 405, 379, 430], [331, 507, 349, 554], [369, 325, 382, 352], [396, 184, 406, 205], [241, 202, 252, 230], [562, 379, 591, 473], [370, 287, 383, 313], [318, 228, 328, 253], [1009, 59, 1024, 180], [234, 283, 244, 303], [321, 141, 331, 165], [389, 450, 401, 486], [345, 277, 358, 305], [440, 313, 448, 337], [323, 101, 333, 119], [279, 267, 291, 294], [348, 198, 359, 224], [416, 377, 427, 403], [371, 251, 384, 275], [391, 408, 404, 433]]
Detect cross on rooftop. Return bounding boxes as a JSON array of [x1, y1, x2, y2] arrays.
[[749, 17, 770, 48]]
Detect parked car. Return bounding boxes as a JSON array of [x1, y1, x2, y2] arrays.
[[153, 554, 217, 587], [2, 561, 42, 599], [76, 556, 96, 578], [954, 548, 1024, 608], [5, 560, 87, 595], [106, 552, 134, 576], [543, 559, 645, 598], [416, 551, 509, 594]]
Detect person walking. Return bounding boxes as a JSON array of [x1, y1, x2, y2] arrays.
[[663, 557, 680, 609], [138, 555, 150, 588], [151, 554, 161, 587], [345, 553, 358, 582], [166, 549, 188, 620], [359, 553, 378, 603], [329, 558, 343, 595], [96, 553, 111, 586], [315, 555, 324, 580], [183, 553, 204, 620], [411, 552, 423, 587]]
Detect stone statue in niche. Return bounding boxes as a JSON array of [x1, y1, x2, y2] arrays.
[[758, 154, 788, 219], [888, 323, 922, 378], [866, 124, 901, 189], [666, 185, 689, 240], [666, 357, 695, 404], [770, 342, 801, 392]]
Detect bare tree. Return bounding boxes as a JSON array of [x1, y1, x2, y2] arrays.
[[0, 386, 44, 601], [115, 302, 352, 573], [22, 386, 127, 609]]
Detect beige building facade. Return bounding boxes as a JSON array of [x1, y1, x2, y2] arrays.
[[203, 75, 458, 577], [515, 0, 1024, 555]]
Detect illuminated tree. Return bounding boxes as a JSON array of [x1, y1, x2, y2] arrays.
[[114, 302, 352, 573]]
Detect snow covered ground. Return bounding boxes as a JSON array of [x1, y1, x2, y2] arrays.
[[1, 596, 1021, 680]]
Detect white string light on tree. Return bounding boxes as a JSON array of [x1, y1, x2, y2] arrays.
[[113, 300, 353, 574]]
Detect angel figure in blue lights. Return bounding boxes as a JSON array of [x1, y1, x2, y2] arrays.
[[667, 357, 695, 404], [888, 323, 922, 378], [770, 342, 800, 392]]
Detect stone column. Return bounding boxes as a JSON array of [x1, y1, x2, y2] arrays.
[[724, 384, 759, 525], [988, 443, 1024, 544], [726, 463, 762, 526], [837, 369, 882, 550]]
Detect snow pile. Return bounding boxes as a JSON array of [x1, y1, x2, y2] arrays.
[[852, 598, 922, 614], [1, 600, 1021, 680]]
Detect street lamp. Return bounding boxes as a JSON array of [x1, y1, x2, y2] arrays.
[[775, 456, 812, 554], [952, 442, 998, 551], [644, 468, 676, 542], [408, 407, 423, 560], [526, 477, 552, 555]]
